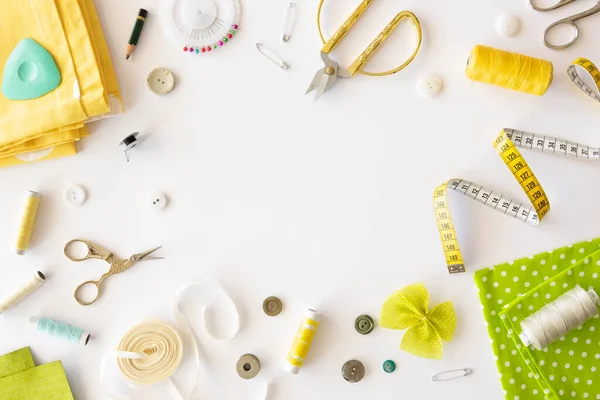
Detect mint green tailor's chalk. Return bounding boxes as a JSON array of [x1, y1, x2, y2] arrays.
[[1, 38, 61, 101]]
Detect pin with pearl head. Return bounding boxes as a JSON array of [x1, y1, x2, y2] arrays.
[[119, 132, 140, 162]]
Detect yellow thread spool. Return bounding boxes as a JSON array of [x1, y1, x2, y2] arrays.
[[285, 309, 319, 374], [466, 45, 553, 96], [15, 190, 41, 255]]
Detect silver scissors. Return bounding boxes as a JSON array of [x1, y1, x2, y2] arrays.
[[530, 0, 600, 49], [64, 239, 163, 305]]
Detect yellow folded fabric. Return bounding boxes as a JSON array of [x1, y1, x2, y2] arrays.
[[0, 0, 122, 167], [0, 142, 79, 168], [0, 127, 86, 158], [0, 0, 88, 146]]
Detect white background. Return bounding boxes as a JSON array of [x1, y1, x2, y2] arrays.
[[1, 0, 600, 399]]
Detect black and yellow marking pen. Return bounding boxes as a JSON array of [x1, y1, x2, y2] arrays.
[[126, 8, 148, 60]]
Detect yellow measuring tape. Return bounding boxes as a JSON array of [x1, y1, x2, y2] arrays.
[[434, 58, 600, 274], [568, 58, 600, 103], [434, 131, 550, 274]]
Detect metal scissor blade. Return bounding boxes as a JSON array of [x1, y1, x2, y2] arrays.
[[305, 68, 326, 95], [135, 246, 163, 261], [140, 256, 164, 261], [314, 74, 331, 100]]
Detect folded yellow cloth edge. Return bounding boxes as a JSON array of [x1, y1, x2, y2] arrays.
[[0, 0, 122, 167]]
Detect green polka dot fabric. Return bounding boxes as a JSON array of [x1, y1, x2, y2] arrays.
[[475, 238, 600, 400]]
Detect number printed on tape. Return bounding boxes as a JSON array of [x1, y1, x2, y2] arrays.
[[434, 130, 549, 274], [568, 58, 600, 104]]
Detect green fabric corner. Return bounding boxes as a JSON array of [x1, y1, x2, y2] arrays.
[[475, 238, 600, 400], [0, 360, 74, 400], [0, 347, 35, 379]]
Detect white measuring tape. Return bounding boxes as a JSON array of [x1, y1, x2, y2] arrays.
[[504, 128, 600, 159], [435, 126, 599, 273], [568, 58, 600, 104]]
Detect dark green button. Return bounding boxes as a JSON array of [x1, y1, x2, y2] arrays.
[[383, 360, 396, 373], [354, 315, 374, 335]]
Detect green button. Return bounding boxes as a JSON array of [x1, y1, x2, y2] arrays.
[[383, 360, 396, 373], [354, 315, 374, 335], [262, 296, 283, 316]]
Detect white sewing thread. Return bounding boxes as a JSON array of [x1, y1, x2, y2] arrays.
[[520, 286, 599, 350], [0, 271, 45, 313]]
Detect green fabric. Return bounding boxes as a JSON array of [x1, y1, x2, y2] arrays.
[[475, 238, 600, 400], [0, 347, 74, 400], [0, 346, 35, 378]]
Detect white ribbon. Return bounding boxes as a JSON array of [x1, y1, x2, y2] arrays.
[[101, 280, 269, 400]]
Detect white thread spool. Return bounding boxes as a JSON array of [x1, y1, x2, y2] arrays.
[[520, 286, 599, 350], [0, 271, 46, 314]]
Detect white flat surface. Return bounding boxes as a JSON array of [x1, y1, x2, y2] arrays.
[[1, 0, 600, 399]]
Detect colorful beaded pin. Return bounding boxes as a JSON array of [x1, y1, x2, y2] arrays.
[[183, 24, 239, 54]]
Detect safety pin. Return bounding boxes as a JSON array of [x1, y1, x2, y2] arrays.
[[282, 2, 297, 42], [256, 43, 289, 70], [432, 368, 472, 382]]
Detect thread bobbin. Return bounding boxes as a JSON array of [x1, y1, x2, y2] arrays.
[[466, 45, 554, 96], [519, 286, 599, 350], [0, 271, 46, 314], [119, 132, 140, 162], [15, 190, 41, 255], [30, 315, 91, 345]]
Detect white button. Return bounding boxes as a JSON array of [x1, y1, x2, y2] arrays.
[[150, 192, 167, 211], [417, 76, 443, 98], [65, 185, 86, 206], [495, 14, 520, 37]]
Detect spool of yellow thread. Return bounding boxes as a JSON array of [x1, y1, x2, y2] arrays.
[[285, 308, 319, 374], [15, 190, 41, 255], [466, 45, 553, 96]]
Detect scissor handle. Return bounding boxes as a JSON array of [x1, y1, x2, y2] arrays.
[[321, 0, 373, 54], [74, 279, 103, 306], [529, 0, 576, 11], [64, 239, 111, 262], [349, 11, 422, 77], [543, 18, 579, 50]]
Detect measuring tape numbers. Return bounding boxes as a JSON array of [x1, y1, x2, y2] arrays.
[[434, 59, 598, 274], [504, 128, 600, 159], [434, 130, 550, 274], [568, 58, 600, 104]]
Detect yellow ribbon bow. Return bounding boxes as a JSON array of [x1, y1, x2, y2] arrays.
[[380, 283, 456, 360]]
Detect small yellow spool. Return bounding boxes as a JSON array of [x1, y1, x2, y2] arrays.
[[285, 308, 319, 374], [15, 190, 41, 255], [466, 45, 553, 96]]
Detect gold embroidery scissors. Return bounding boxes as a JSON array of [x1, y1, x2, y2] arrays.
[[64, 239, 163, 306], [306, 0, 422, 100], [530, 0, 600, 49]]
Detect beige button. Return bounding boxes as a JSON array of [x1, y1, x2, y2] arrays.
[[147, 68, 175, 95], [236, 354, 260, 379]]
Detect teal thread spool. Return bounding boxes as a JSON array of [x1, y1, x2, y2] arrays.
[[29, 315, 90, 345]]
